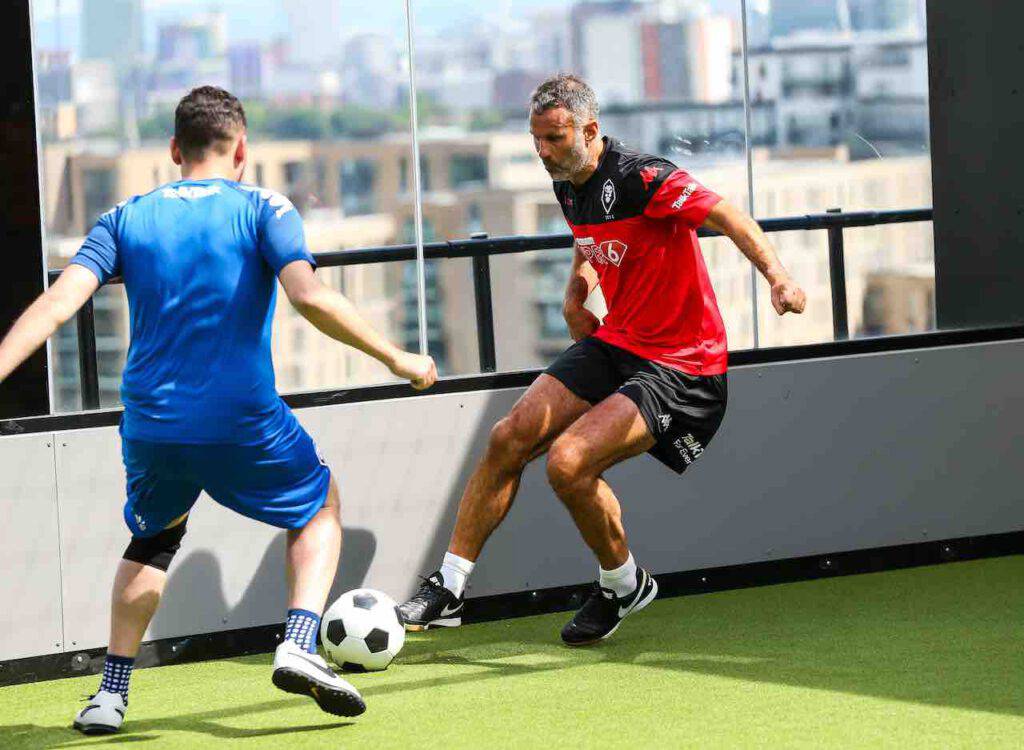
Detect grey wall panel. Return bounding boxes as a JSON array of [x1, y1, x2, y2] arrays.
[[55, 427, 133, 651], [0, 433, 63, 660], [472, 341, 1024, 596], [298, 389, 522, 600], [54, 427, 300, 650], [7, 338, 1023, 660]]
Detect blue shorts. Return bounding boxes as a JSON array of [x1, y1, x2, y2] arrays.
[[120, 414, 331, 538]]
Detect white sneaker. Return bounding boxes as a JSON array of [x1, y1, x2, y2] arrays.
[[272, 640, 366, 717], [73, 690, 125, 734]]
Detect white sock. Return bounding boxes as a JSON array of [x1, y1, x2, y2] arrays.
[[599, 552, 639, 598], [439, 552, 475, 598]]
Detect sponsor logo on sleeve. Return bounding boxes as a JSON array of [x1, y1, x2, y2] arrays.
[[671, 182, 699, 211]]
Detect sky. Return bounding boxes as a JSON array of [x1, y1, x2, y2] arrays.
[[31, 0, 747, 50]]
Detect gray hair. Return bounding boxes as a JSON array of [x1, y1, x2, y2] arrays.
[[529, 74, 599, 126]]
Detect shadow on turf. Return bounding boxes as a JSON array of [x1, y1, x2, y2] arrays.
[[1, 698, 354, 749], [368, 569, 1024, 719]]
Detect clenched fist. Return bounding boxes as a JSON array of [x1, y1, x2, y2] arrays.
[[389, 351, 438, 390], [771, 277, 807, 315]]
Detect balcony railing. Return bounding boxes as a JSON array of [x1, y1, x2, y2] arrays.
[[48, 207, 934, 411]]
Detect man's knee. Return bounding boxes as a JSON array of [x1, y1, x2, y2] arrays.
[[488, 413, 542, 467], [123, 519, 187, 572], [546, 437, 590, 498]]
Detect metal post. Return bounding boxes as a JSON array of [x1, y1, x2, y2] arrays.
[[470, 233, 497, 373], [76, 298, 101, 410], [826, 208, 850, 341], [739, 0, 760, 349], [403, 0, 429, 356]]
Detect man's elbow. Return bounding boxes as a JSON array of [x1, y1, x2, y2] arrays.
[[43, 290, 84, 328], [288, 289, 322, 318]]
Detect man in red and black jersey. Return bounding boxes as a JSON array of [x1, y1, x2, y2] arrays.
[[400, 74, 806, 644]]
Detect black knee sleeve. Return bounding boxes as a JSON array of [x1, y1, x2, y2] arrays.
[[123, 520, 188, 571]]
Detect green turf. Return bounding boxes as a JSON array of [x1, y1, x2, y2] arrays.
[[2, 556, 1023, 749]]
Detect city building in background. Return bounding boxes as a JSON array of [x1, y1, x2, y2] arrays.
[[81, 0, 142, 63], [30, 0, 935, 412]]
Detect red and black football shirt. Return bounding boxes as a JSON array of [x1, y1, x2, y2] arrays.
[[553, 136, 728, 375]]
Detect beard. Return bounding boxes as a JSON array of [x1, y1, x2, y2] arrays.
[[544, 132, 590, 181]]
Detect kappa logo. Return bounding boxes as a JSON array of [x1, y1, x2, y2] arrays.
[[577, 237, 629, 267], [238, 184, 296, 219], [134, 513, 147, 532], [601, 179, 617, 216], [671, 182, 698, 211], [101, 199, 129, 218], [639, 166, 661, 190]]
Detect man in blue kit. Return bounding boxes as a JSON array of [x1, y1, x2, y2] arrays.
[[0, 86, 437, 731]]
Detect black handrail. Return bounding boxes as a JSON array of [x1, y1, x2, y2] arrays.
[[826, 208, 850, 340], [48, 207, 934, 411]]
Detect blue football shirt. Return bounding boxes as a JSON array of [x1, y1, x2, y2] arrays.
[[70, 178, 315, 444]]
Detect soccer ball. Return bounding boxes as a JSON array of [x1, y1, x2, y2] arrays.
[[321, 588, 406, 672]]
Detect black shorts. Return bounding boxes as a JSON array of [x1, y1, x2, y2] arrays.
[[544, 337, 728, 475]]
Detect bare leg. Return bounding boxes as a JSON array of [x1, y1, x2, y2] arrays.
[[448, 375, 590, 561], [274, 478, 366, 718], [108, 512, 188, 658], [286, 477, 342, 614], [546, 394, 655, 569]]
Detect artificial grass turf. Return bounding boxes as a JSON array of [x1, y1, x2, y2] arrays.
[[2, 556, 1022, 749]]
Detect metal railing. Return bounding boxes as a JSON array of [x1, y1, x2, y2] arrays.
[[48, 207, 934, 411]]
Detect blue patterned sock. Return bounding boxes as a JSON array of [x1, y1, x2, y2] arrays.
[[284, 608, 321, 654], [98, 654, 134, 704]]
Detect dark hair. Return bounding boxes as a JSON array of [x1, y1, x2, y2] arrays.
[[174, 86, 247, 162], [530, 73, 599, 125]]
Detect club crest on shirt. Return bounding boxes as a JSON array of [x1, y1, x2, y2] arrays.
[[601, 179, 617, 217]]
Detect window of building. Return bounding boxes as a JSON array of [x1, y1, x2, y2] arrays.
[[399, 156, 432, 194], [449, 154, 488, 189], [340, 159, 378, 216], [82, 168, 115, 226]]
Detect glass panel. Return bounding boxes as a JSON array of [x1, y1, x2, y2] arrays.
[[842, 222, 936, 339], [701, 235, 756, 352], [754, 230, 834, 347], [747, 0, 932, 344], [412, 0, 750, 374], [31, 0, 420, 408]]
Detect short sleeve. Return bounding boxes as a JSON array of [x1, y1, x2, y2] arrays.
[[256, 190, 316, 274], [69, 210, 120, 284], [643, 169, 722, 228]]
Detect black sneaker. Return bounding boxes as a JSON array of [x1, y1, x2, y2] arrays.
[[561, 567, 658, 646], [399, 572, 464, 631]]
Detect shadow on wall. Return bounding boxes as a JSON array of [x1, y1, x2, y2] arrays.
[[407, 381, 604, 600], [148, 527, 378, 640], [409, 392, 511, 594]]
